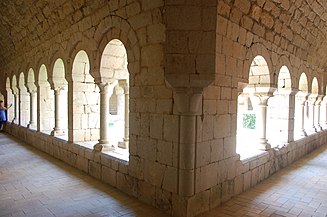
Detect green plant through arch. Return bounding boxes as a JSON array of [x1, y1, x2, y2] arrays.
[[243, 113, 256, 129]]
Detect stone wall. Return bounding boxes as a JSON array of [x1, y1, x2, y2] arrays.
[[1, 1, 327, 217]]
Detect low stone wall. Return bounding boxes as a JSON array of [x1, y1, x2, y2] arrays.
[[6, 124, 132, 195], [6, 123, 327, 217], [235, 131, 327, 196]]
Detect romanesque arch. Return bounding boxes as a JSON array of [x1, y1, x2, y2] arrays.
[[27, 68, 37, 129], [38, 64, 54, 134], [5, 77, 14, 122], [237, 54, 272, 158], [50, 58, 68, 138], [18, 72, 30, 127]]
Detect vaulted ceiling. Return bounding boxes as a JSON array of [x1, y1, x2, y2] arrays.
[[0, 0, 99, 65], [1, 0, 327, 72]]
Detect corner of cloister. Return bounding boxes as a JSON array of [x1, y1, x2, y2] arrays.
[[1, 1, 327, 217]]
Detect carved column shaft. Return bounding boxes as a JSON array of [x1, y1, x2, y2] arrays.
[[175, 87, 202, 197], [118, 81, 129, 149], [252, 95, 271, 150], [51, 88, 65, 136], [94, 82, 115, 152], [28, 91, 37, 129]]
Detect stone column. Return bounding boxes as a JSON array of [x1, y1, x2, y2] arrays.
[[298, 96, 308, 136], [175, 87, 202, 196], [51, 88, 65, 136], [308, 95, 318, 133], [254, 95, 271, 150], [116, 87, 124, 116], [315, 96, 323, 131], [118, 80, 129, 149], [27, 90, 37, 129], [94, 82, 115, 152], [14, 93, 19, 124]]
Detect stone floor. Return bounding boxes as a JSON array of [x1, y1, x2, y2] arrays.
[[0, 133, 169, 217], [199, 144, 327, 217], [2, 132, 327, 217]]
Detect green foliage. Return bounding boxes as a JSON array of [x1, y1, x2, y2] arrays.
[[243, 114, 256, 129]]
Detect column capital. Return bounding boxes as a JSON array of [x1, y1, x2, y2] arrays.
[[308, 94, 318, 104], [27, 87, 37, 94], [251, 94, 271, 106], [96, 82, 116, 94], [275, 88, 298, 96], [174, 87, 203, 115], [118, 80, 129, 94], [315, 95, 324, 105]]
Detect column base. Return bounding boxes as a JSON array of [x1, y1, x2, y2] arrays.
[[118, 139, 129, 149], [301, 129, 307, 137], [51, 129, 65, 136], [310, 127, 318, 133], [316, 125, 323, 132], [93, 141, 115, 152], [27, 123, 36, 129], [258, 139, 270, 150]]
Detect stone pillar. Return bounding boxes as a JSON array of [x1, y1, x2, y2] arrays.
[[14, 93, 19, 124], [27, 90, 37, 129], [51, 88, 65, 136], [254, 95, 271, 150], [308, 95, 318, 133], [298, 96, 308, 136], [315, 96, 323, 131], [118, 80, 129, 149], [94, 82, 115, 152], [116, 87, 124, 116], [36, 84, 43, 132], [175, 87, 202, 197], [287, 91, 297, 142]]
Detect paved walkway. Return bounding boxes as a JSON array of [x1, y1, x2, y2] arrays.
[[0, 133, 169, 217], [2, 133, 327, 217], [199, 144, 327, 217]]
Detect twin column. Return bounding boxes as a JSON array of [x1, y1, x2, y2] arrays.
[[94, 81, 129, 152]]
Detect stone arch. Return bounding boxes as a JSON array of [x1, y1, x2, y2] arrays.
[[100, 39, 129, 80], [267, 64, 293, 145], [50, 58, 68, 88], [27, 68, 37, 129], [312, 77, 319, 95], [66, 36, 97, 82], [277, 66, 292, 90], [275, 55, 294, 89], [248, 55, 271, 87], [72, 50, 92, 81], [34, 57, 50, 85], [299, 73, 309, 92], [48, 51, 67, 88], [6, 77, 14, 122], [18, 72, 30, 127], [94, 19, 140, 82], [244, 43, 274, 86], [27, 68, 37, 92], [68, 49, 100, 142], [38, 64, 54, 134], [12, 75, 18, 94], [48, 56, 68, 138], [94, 25, 135, 151]]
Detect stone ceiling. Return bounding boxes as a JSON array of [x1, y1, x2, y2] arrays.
[[1, 0, 327, 71], [0, 0, 86, 64]]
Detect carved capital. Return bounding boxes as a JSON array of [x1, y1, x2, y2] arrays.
[[174, 87, 203, 115], [118, 80, 129, 94]]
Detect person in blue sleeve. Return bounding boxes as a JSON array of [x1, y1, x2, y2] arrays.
[[0, 100, 12, 131]]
